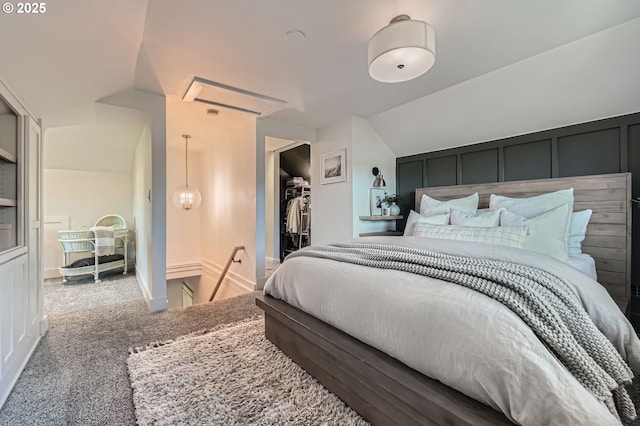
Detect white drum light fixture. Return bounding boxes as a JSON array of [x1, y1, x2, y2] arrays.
[[368, 15, 435, 83], [172, 134, 202, 210]]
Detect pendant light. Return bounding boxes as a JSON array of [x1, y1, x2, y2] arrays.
[[172, 134, 202, 210], [368, 15, 436, 83]]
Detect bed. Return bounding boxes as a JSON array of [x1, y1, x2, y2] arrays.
[[256, 172, 639, 425]]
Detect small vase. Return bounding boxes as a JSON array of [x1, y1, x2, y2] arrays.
[[389, 202, 400, 216]]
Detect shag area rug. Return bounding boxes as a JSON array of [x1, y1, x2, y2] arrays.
[[127, 318, 369, 426]]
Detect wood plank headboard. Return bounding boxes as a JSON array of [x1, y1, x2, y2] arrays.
[[414, 173, 632, 312]]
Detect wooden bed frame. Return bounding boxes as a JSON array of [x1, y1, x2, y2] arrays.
[[256, 172, 633, 425]]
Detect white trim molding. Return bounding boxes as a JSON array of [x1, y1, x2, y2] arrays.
[[166, 260, 202, 280], [201, 257, 254, 295], [136, 268, 168, 312]]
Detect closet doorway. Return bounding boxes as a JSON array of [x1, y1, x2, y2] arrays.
[[264, 138, 310, 277]]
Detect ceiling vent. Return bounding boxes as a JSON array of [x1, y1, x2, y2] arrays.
[[182, 77, 286, 115]]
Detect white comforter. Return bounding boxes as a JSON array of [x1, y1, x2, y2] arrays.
[[263, 236, 640, 426]]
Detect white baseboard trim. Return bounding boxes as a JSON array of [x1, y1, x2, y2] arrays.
[[40, 314, 49, 336], [149, 295, 168, 313], [201, 257, 255, 295], [43, 267, 60, 279], [135, 269, 168, 312], [265, 257, 281, 264]]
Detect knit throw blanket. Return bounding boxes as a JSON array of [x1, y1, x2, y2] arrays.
[[287, 242, 636, 421], [90, 226, 115, 256]]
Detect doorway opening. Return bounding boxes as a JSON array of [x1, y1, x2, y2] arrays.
[[264, 138, 310, 278]]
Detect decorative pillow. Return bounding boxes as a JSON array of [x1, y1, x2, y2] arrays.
[[489, 188, 573, 218], [490, 188, 573, 257], [403, 210, 449, 236], [568, 210, 592, 256], [420, 193, 478, 217], [500, 204, 571, 260], [450, 208, 502, 227], [413, 222, 528, 248]]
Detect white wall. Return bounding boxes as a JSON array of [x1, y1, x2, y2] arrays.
[[311, 117, 354, 246], [264, 149, 276, 261], [42, 168, 133, 276], [42, 107, 144, 277], [100, 89, 167, 312], [198, 117, 257, 303], [369, 18, 640, 157], [43, 169, 133, 230], [132, 124, 152, 301], [351, 117, 396, 236], [311, 116, 397, 245], [166, 144, 201, 267]]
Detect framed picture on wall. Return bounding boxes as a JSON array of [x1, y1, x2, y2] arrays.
[[369, 188, 386, 216], [320, 149, 347, 184]]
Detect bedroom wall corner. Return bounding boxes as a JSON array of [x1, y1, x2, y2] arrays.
[[199, 113, 258, 301], [132, 124, 153, 308], [100, 89, 168, 312], [165, 96, 203, 277], [351, 117, 397, 236], [311, 117, 353, 245], [256, 118, 316, 289]]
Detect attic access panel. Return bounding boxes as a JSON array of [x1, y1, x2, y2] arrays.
[[183, 76, 286, 115]]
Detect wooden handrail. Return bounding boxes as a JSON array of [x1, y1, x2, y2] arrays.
[[209, 246, 245, 302]]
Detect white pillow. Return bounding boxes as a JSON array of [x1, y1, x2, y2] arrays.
[[413, 222, 528, 248], [490, 188, 573, 257], [403, 210, 449, 236], [489, 188, 574, 218], [500, 205, 570, 260], [568, 210, 592, 256], [450, 208, 502, 227], [420, 193, 478, 216]]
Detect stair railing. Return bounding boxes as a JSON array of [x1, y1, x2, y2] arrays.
[[209, 246, 245, 302]]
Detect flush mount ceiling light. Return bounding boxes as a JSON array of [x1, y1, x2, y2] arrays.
[[172, 134, 202, 211], [183, 76, 286, 115], [368, 14, 435, 83]]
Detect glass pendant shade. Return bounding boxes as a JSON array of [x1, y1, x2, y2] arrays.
[[172, 185, 202, 210], [368, 15, 435, 83], [172, 134, 202, 210]]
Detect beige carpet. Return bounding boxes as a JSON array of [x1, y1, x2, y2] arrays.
[[128, 318, 368, 426], [0, 273, 262, 425]]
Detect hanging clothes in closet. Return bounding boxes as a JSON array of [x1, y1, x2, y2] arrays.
[[282, 183, 310, 259]]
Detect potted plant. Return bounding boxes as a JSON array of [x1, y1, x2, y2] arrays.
[[382, 194, 401, 216]]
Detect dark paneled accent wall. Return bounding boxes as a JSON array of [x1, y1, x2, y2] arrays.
[[396, 112, 640, 321]]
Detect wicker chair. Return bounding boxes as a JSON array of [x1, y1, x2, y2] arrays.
[[94, 214, 127, 229]]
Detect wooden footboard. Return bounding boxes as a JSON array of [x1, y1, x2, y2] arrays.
[[255, 294, 514, 426]]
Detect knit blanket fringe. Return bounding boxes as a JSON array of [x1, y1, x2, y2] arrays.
[[287, 242, 636, 422]]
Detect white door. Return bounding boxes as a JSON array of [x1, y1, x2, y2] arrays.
[[27, 117, 44, 335]]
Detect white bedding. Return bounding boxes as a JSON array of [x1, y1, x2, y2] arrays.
[[264, 236, 640, 426], [566, 253, 598, 280]]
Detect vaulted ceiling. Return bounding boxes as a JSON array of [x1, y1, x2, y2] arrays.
[[1, 0, 639, 149]]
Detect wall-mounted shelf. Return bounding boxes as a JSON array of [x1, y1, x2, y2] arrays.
[[359, 231, 403, 237], [0, 146, 16, 164], [0, 197, 17, 207], [359, 215, 403, 221]]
